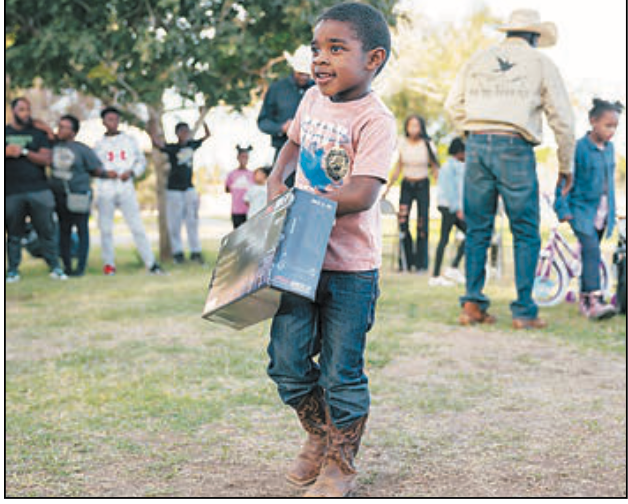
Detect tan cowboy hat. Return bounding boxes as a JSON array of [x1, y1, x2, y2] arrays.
[[497, 9, 558, 48], [284, 45, 312, 75]]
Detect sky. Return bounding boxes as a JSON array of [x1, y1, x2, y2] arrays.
[[406, 0, 627, 89]]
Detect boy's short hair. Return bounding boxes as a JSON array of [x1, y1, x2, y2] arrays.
[[175, 122, 190, 134], [317, 2, 391, 75], [448, 137, 465, 156], [60, 114, 80, 134], [100, 106, 121, 119]]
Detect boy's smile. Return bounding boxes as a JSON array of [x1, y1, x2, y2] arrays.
[[311, 20, 379, 102]]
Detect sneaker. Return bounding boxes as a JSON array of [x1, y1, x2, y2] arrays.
[[103, 264, 116, 276], [149, 263, 166, 275], [587, 293, 617, 321], [6, 270, 21, 283], [173, 253, 185, 265], [190, 252, 205, 265], [444, 267, 466, 284], [50, 267, 68, 281], [429, 276, 455, 287]]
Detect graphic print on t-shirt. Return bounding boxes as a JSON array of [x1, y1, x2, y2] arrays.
[[52, 146, 76, 180], [176, 147, 194, 167], [298, 116, 351, 192]]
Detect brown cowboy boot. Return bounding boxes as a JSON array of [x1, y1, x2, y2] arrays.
[[304, 415, 368, 498], [459, 301, 497, 326], [286, 388, 329, 487]]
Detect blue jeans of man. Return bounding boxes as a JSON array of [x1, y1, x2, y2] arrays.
[[267, 270, 379, 429], [461, 134, 541, 320]]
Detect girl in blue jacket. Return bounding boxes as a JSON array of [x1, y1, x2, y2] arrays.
[[555, 98, 624, 320]]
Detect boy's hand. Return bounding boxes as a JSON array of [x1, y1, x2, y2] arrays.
[[267, 183, 288, 203]]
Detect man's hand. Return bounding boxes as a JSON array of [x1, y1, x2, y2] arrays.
[[119, 170, 133, 182], [557, 172, 573, 197], [104, 170, 118, 179], [5, 145, 22, 158], [559, 214, 574, 223], [456, 210, 464, 221]]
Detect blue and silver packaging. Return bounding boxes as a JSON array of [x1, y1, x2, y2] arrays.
[[202, 188, 337, 329]]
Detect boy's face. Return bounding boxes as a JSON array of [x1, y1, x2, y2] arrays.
[[311, 20, 384, 102], [102, 112, 120, 134], [57, 119, 76, 141], [590, 111, 619, 144], [176, 126, 190, 143]]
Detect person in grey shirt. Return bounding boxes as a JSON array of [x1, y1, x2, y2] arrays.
[[49, 114, 110, 276]]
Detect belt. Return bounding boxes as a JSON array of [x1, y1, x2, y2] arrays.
[[470, 130, 524, 139]]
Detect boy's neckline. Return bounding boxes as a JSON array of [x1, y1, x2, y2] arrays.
[[327, 89, 373, 104]]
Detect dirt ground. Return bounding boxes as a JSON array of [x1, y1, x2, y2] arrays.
[[46, 325, 625, 498]]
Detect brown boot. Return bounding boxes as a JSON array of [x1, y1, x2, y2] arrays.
[[512, 317, 548, 330], [459, 301, 496, 326], [286, 388, 328, 487], [304, 415, 368, 498]]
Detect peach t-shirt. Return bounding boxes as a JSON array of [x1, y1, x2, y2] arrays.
[[288, 87, 397, 271]]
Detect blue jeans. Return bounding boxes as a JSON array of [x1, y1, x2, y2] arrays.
[[267, 270, 379, 428], [461, 134, 541, 320], [573, 228, 603, 293]]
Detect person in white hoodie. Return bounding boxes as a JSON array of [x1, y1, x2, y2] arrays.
[[94, 106, 164, 276]]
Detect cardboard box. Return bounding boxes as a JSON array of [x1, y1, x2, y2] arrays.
[[202, 188, 337, 329]]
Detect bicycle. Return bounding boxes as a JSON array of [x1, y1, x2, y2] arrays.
[[533, 195, 611, 307]]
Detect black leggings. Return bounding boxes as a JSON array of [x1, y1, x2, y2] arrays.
[[433, 206, 466, 277], [399, 178, 430, 271]]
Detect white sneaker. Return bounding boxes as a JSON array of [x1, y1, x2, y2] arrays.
[[6, 271, 21, 283], [429, 276, 455, 287], [444, 267, 466, 284], [50, 267, 68, 281]]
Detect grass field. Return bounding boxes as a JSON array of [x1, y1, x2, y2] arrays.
[[5, 228, 626, 497]]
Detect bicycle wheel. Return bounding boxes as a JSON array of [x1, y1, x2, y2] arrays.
[[533, 256, 568, 307]]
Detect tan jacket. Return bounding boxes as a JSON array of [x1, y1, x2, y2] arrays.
[[445, 38, 575, 174]]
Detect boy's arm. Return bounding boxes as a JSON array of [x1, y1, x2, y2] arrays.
[[321, 176, 385, 217], [267, 139, 300, 202]]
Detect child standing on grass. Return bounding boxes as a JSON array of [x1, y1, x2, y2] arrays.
[[225, 145, 254, 229], [266, 2, 396, 497], [555, 98, 624, 320], [244, 166, 271, 219], [430, 137, 467, 287]]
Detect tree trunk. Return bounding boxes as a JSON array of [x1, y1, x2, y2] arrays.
[[147, 105, 172, 262]]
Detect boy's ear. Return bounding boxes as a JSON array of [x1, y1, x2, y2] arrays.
[[366, 47, 387, 72]]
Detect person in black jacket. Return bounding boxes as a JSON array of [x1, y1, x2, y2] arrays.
[[257, 45, 313, 186]]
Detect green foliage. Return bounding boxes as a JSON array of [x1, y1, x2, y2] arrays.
[[6, 0, 397, 113], [383, 5, 500, 140]]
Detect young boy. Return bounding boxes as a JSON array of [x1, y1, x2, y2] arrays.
[[151, 121, 211, 264], [430, 137, 467, 287], [266, 3, 396, 497]]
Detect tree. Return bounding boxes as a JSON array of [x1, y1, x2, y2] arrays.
[[381, 6, 500, 142], [6, 0, 398, 260]]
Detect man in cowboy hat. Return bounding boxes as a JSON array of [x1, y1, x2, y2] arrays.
[[257, 45, 314, 185], [445, 9, 575, 330]]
